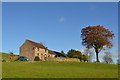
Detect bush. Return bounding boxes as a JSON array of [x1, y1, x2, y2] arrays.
[[2, 59, 6, 62], [82, 55, 88, 62], [79, 55, 88, 62]]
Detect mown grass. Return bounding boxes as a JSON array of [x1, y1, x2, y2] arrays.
[[2, 61, 118, 78], [2, 52, 10, 58]]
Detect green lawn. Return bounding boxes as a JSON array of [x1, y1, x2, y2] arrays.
[[2, 61, 118, 78]]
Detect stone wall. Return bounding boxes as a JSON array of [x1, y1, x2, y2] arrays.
[[54, 57, 80, 62], [34, 47, 48, 60], [20, 42, 35, 61]]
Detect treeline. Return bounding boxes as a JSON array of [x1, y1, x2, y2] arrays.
[[61, 49, 88, 62], [60, 49, 115, 64]]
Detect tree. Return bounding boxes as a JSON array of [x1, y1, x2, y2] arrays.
[[8, 50, 14, 59], [103, 52, 113, 64], [81, 25, 114, 62], [67, 49, 82, 58], [88, 52, 94, 62], [61, 51, 66, 57], [9, 50, 14, 55], [82, 55, 88, 62], [82, 48, 94, 62]]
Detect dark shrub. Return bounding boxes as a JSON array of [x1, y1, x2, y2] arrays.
[[82, 55, 88, 62], [2, 59, 6, 62]]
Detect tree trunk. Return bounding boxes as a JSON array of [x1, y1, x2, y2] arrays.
[[95, 48, 100, 62]]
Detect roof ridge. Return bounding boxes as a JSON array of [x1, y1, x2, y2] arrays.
[[26, 39, 47, 49]]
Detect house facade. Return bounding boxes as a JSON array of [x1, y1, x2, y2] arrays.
[[20, 39, 64, 61]]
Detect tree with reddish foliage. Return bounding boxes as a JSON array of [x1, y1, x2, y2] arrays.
[[81, 25, 114, 62]]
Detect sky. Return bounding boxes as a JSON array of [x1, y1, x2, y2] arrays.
[[2, 2, 118, 61]]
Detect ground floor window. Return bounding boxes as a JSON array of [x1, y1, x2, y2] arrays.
[[44, 54, 47, 60]]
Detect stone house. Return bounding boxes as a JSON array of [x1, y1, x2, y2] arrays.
[[20, 39, 64, 61]]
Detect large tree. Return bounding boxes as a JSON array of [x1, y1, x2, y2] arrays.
[[61, 50, 66, 57], [81, 25, 114, 62]]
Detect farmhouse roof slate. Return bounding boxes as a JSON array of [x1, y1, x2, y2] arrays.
[[26, 39, 47, 49], [48, 50, 65, 57], [48, 50, 56, 55]]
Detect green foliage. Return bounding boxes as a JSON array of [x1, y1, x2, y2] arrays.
[[61, 51, 66, 57], [0, 52, 19, 62], [78, 54, 88, 62], [67, 49, 82, 58], [9, 51, 14, 55], [82, 55, 88, 62], [2, 59, 6, 62], [1, 52, 10, 58]]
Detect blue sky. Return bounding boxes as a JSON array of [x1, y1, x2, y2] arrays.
[[2, 2, 118, 59]]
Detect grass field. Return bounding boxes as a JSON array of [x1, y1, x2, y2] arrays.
[[0, 52, 10, 60], [2, 61, 118, 78], [1, 52, 10, 58]]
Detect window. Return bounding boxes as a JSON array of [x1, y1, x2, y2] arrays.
[[44, 54, 47, 57]]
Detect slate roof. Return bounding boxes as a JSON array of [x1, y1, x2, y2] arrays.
[[48, 50, 56, 55], [53, 51, 66, 57], [48, 50, 66, 57], [26, 39, 47, 49]]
